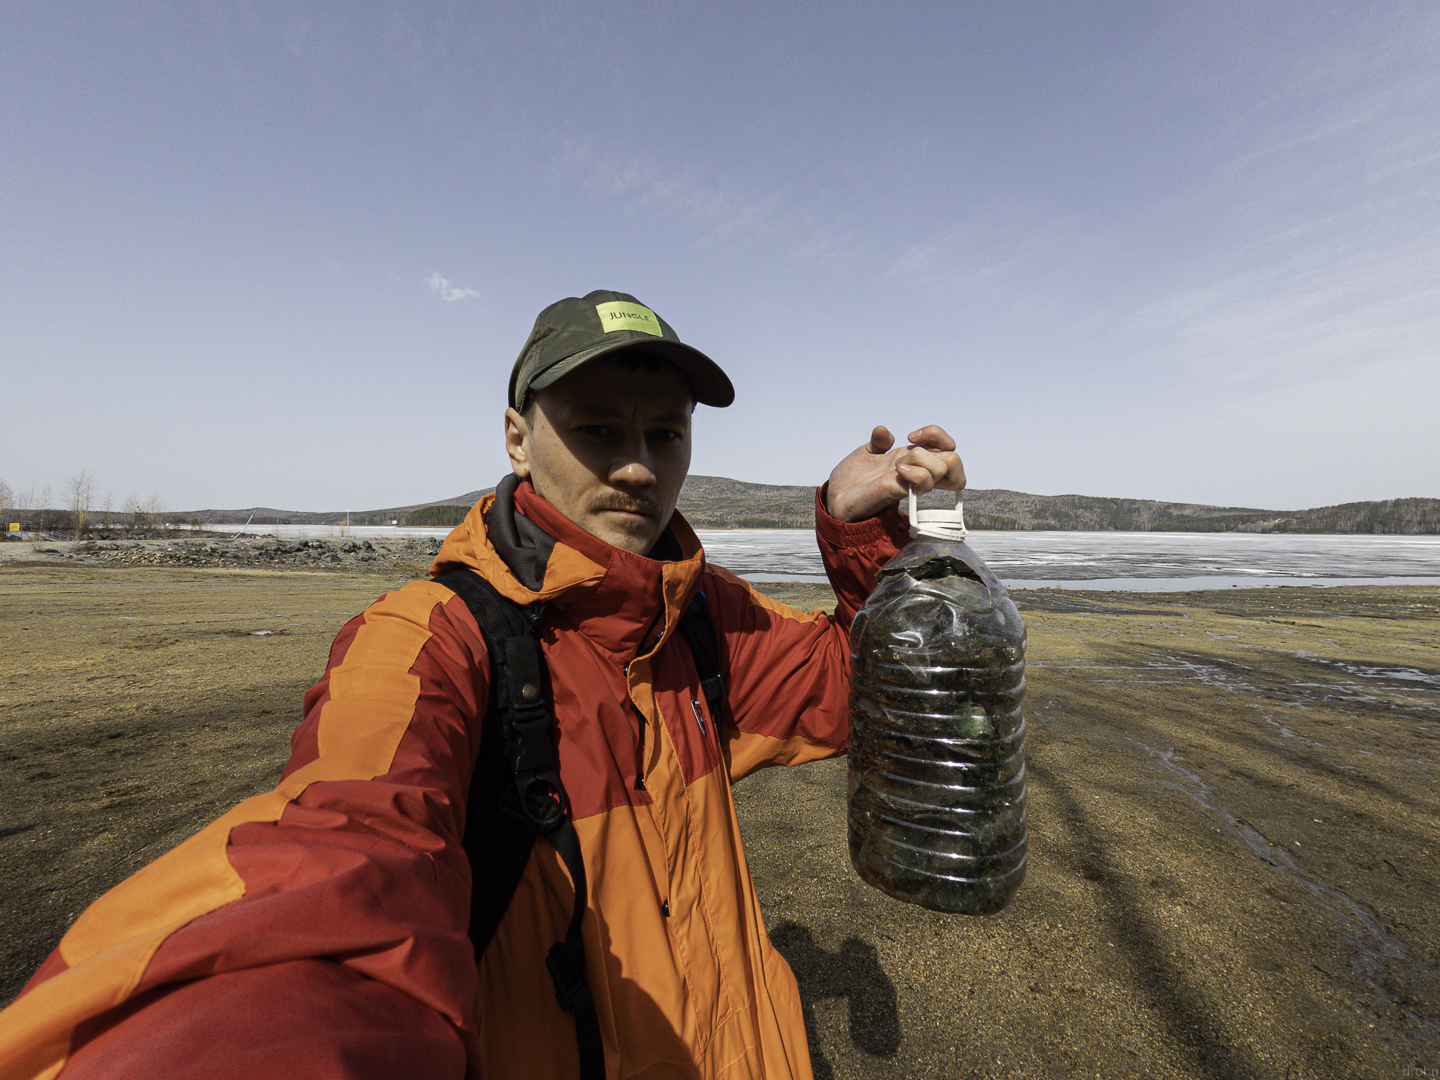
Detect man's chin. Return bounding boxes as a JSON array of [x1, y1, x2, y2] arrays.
[[587, 514, 659, 556]]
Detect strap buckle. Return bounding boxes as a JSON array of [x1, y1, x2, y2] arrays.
[[546, 940, 592, 1013], [499, 772, 570, 834]]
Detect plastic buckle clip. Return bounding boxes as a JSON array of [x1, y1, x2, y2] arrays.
[[546, 941, 591, 1013]]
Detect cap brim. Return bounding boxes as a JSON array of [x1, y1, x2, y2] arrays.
[[528, 336, 735, 408]]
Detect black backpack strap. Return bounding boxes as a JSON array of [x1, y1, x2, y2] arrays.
[[433, 569, 537, 953], [433, 568, 603, 1080], [679, 588, 726, 721]]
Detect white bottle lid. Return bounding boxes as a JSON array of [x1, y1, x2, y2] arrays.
[[907, 486, 969, 542]]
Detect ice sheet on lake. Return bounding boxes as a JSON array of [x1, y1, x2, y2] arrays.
[[694, 529, 1440, 589]]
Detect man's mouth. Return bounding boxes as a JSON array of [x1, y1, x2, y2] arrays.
[[590, 493, 660, 519]]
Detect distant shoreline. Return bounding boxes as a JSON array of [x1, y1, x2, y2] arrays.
[[5, 536, 1438, 594], [10, 477, 1436, 535], [166, 478, 1440, 535]]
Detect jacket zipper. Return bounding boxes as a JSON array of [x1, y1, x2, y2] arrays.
[[629, 612, 667, 791], [627, 661, 647, 790]]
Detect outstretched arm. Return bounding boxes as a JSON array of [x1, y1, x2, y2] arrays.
[[0, 583, 489, 1080], [824, 424, 965, 523]]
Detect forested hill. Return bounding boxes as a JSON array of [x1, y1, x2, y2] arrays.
[[674, 478, 1440, 534], [950, 491, 1440, 534], [186, 479, 1439, 534]]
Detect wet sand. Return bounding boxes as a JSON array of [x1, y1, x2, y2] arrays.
[[1, 566, 1436, 1078]]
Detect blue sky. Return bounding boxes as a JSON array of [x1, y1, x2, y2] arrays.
[[4, 1, 1436, 514]]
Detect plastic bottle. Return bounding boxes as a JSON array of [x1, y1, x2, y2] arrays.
[[847, 489, 1027, 915]]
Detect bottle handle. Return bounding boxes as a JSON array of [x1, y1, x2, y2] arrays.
[[907, 486, 969, 541]]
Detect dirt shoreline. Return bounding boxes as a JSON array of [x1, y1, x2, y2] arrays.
[[1, 560, 1436, 1078]]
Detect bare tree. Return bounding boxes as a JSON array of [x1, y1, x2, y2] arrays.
[[0, 479, 16, 538], [124, 494, 167, 537], [66, 469, 97, 537], [18, 485, 37, 533], [144, 495, 166, 535]]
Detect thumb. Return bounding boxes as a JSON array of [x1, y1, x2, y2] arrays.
[[866, 425, 895, 455]]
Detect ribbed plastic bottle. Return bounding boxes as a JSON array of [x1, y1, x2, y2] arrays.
[[847, 489, 1028, 915]]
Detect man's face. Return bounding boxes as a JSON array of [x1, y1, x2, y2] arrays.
[[505, 355, 694, 556]]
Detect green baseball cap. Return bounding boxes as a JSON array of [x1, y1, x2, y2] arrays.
[[509, 289, 735, 410]]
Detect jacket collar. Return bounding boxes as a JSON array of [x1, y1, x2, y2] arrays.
[[430, 476, 706, 660]]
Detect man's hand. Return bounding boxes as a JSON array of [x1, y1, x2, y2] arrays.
[[825, 425, 965, 524]]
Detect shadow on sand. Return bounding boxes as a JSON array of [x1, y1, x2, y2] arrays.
[[769, 922, 901, 1078]]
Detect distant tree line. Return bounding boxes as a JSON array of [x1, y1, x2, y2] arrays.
[[404, 504, 470, 528], [10, 472, 1432, 537], [1, 471, 178, 539], [957, 493, 1440, 534], [674, 480, 1440, 534]]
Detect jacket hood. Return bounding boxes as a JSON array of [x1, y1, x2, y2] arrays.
[[430, 475, 708, 661]]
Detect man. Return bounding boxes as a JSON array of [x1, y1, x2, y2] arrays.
[[0, 290, 963, 1079]]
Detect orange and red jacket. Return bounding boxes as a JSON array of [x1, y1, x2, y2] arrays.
[[0, 479, 909, 1080]]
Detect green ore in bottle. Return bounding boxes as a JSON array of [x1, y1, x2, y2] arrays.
[[847, 493, 1027, 915]]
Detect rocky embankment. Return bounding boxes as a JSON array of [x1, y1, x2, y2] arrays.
[[0, 537, 443, 572]]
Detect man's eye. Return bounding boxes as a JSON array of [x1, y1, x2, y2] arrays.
[[578, 426, 612, 438], [649, 429, 684, 443]]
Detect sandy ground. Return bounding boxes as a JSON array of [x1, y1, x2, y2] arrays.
[[0, 558, 1436, 1079]]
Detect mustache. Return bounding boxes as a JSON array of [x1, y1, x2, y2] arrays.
[[588, 491, 662, 517]]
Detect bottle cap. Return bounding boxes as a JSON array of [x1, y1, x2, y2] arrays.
[[907, 487, 968, 542]]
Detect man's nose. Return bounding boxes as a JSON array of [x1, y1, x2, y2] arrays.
[[610, 446, 657, 489]]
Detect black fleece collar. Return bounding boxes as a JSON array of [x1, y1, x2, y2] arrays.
[[483, 473, 558, 592]]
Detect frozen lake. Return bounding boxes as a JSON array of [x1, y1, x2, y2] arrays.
[[200, 524, 1440, 591], [696, 529, 1440, 590]]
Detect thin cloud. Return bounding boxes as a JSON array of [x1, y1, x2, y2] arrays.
[[549, 140, 791, 250], [427, 272, 482, 302], [1125, 224, 1440, 388]]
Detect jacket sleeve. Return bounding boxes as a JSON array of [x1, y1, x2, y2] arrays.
[[0, 582, 492, 1080], [714, 485, 908, 781]]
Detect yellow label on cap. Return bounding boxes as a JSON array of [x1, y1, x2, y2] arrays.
[[596, 300, 664, 337]]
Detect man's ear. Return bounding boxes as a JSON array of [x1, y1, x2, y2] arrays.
[[504, 407, 531, 478]]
